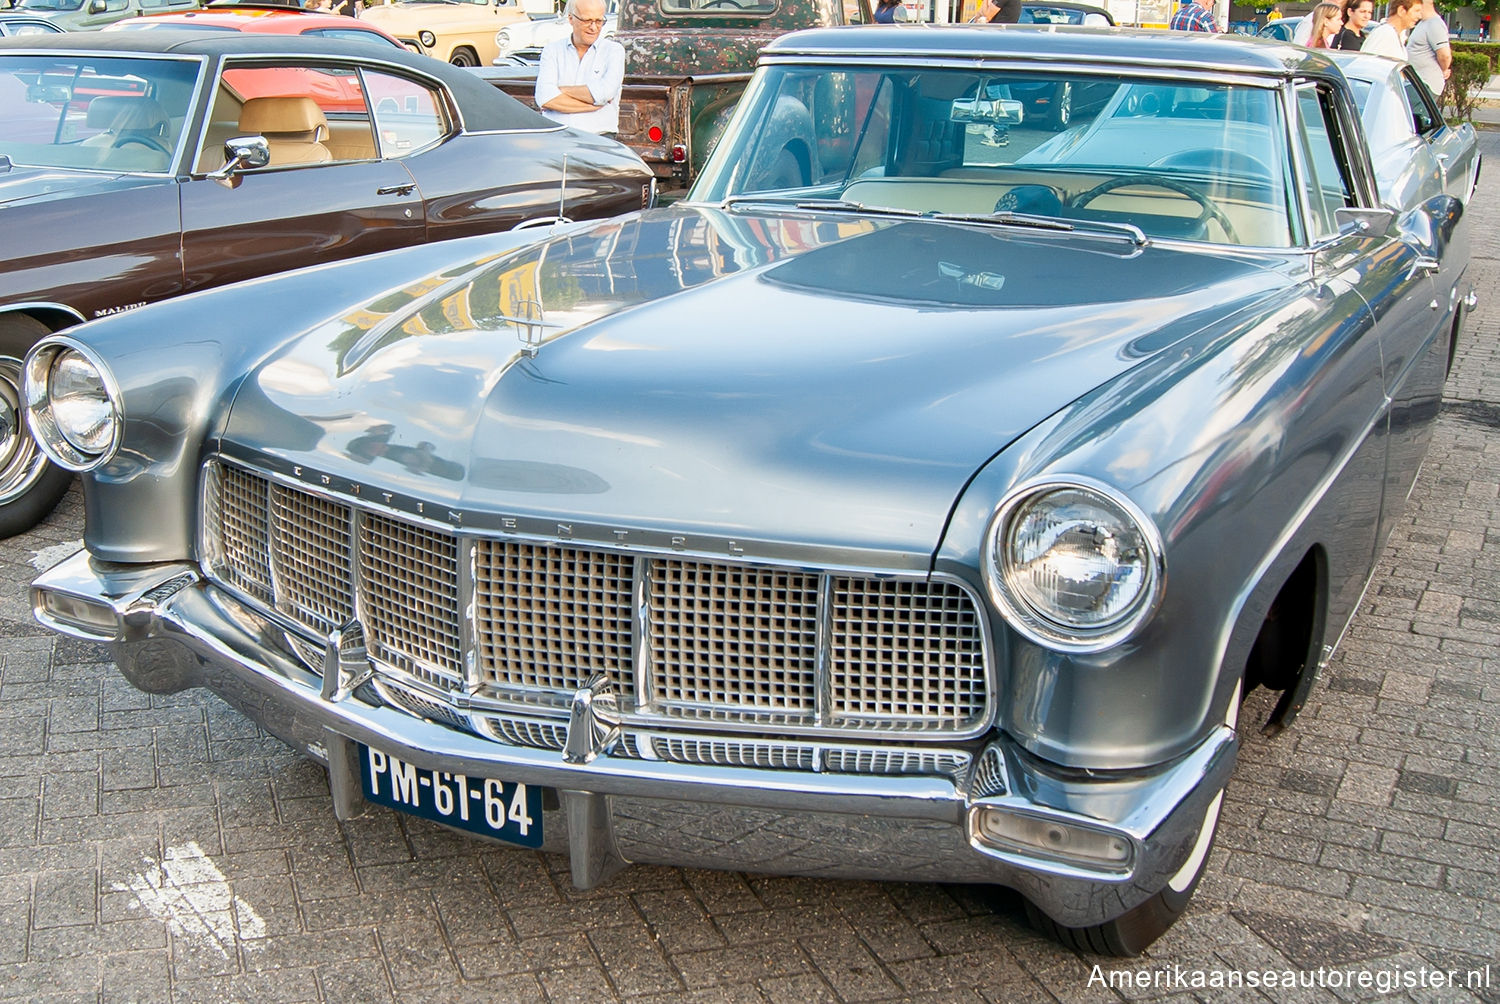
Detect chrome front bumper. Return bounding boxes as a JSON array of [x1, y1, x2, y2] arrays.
[[33, 550, 1238, 928]]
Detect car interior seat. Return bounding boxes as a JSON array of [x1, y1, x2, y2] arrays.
[[237, 96, 333, 167], [81, 95, 169, 148]]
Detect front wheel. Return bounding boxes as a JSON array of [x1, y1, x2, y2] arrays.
[[1024, 683, 1240, 955], [1025, 790, 1223, 955], [0, 315, 73, 539], [448, 48, 480, 67]]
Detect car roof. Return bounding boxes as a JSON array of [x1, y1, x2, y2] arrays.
[[0, 31, 553, 132], [127, 9, 401, 35], [117, 8, 407, 48], [1324, 48, 1404, 83], [763, 23, 1341, 80]]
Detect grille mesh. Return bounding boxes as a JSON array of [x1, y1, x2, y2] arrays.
[[653, 737, 817, 771], [830, 578, 985, 726], [270, 486, 354, 635], [475, 541, 634, 696], [202, 460, 988, 737], [210, 466, 273, 603], [648, 560, 819, 712], [361, 514, 463, 687]]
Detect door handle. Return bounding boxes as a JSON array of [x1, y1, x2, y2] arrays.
[[377, 183, 416, 196]]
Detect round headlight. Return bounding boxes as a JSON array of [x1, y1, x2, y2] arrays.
[[23, 341, 121, 472], [418, 29, 436, 46], [495, 28, 510, 45], [985, 479, 1163, 652]]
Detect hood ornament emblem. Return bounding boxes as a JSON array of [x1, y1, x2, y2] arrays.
[[563, 673, 622, 765], [322, 620, 374, 703], [511, 298, 546, 358]]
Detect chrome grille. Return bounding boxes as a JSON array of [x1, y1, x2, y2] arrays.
[[378, 678, 468, 731], [830, 578, 985, 727], [648, 560, 819, 713], [361, 515, 462, 687], [207, 465, 273, 603], [823, 748, 970, 777], [475, 541, 633, 696], [201, 459, 990, 738], [474, 716, 569, 750], [653, 737, 817, 771], [270, 485, 354, 636]]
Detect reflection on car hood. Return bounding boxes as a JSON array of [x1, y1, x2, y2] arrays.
[[226, 205, 1291, 558], [0, 165, 154, 208]]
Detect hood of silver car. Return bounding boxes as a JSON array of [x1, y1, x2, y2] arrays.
[[225, 205, 1291, 557]]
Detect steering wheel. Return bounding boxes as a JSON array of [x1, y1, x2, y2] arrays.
[[701, 0, 747, 7], [110, 134, 171, 155], [1068, 174, 1239, 244]]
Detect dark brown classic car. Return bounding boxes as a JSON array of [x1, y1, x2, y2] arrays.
[[0, 31, 653, 536]]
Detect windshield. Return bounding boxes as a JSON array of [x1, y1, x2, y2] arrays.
[[16, 0, 82, 10], [693, 65, 1295, 248], [0, 55, 200, 172]]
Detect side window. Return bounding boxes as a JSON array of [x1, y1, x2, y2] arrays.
[[1295, 82, 1356, 241], [200, 64, 375, 171], [1399, 69, 1441, 138], [364, 70, 448, 156]]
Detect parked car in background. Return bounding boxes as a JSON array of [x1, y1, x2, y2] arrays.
[[104, 0, 417, 52], [1334, 48, 1479, 213], [0, 10, 64, 31], [481, 0, 871, 195], [25, 27, 1474, 956], [362, 0, 528, 65], [0, 31, 653, 535], [8, 0, 196, 31], [1256, 16, 1297, 40], [1018, 0, 1112, 25], [492, 0, 614, 64]]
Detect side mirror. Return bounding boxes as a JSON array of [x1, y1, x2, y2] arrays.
[[88, 0, 106, 12], [208, 135, 271, 181], [1334, 206, 1396, 235]]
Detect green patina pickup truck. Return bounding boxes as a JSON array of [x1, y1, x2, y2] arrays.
[[478, 0, 872, 194]]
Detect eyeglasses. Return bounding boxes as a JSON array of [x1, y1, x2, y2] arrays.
[[570, 15, 606, 25]]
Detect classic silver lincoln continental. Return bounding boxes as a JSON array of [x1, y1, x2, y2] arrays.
[[26, 27, 1476, 954]]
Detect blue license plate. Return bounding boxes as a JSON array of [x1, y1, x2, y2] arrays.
[[358, 745, 542, 848]]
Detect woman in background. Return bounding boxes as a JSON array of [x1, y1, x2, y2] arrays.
[[874, 0, 909, 22], [1306, 2, 1343, 47]]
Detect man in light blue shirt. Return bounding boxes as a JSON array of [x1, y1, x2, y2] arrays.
[[535, 0, 625, 135]]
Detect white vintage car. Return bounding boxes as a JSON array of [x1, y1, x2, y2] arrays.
[[491, 0, 615, 64]]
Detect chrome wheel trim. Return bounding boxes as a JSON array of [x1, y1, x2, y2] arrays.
[[0, 356, 50, 505], [1167, 680, 1239, 893]]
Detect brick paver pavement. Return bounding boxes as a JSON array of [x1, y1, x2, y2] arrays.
[[1, 133, 1497, 1003]]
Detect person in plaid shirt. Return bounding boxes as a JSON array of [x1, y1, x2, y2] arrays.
[[1170, 0, 1220, 31]]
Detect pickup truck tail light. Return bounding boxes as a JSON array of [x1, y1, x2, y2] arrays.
[[671, 143, 687, 164], [648, 126, 663, 143]]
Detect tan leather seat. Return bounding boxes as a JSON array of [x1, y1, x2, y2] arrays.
[[82, 95, 169, 147], [237, 96, 332, 167]]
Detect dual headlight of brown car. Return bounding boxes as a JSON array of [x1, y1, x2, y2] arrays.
[[23, 338, 122, 472]]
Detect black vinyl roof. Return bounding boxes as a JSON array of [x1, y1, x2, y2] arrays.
[[0, 30, 554, 132]]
